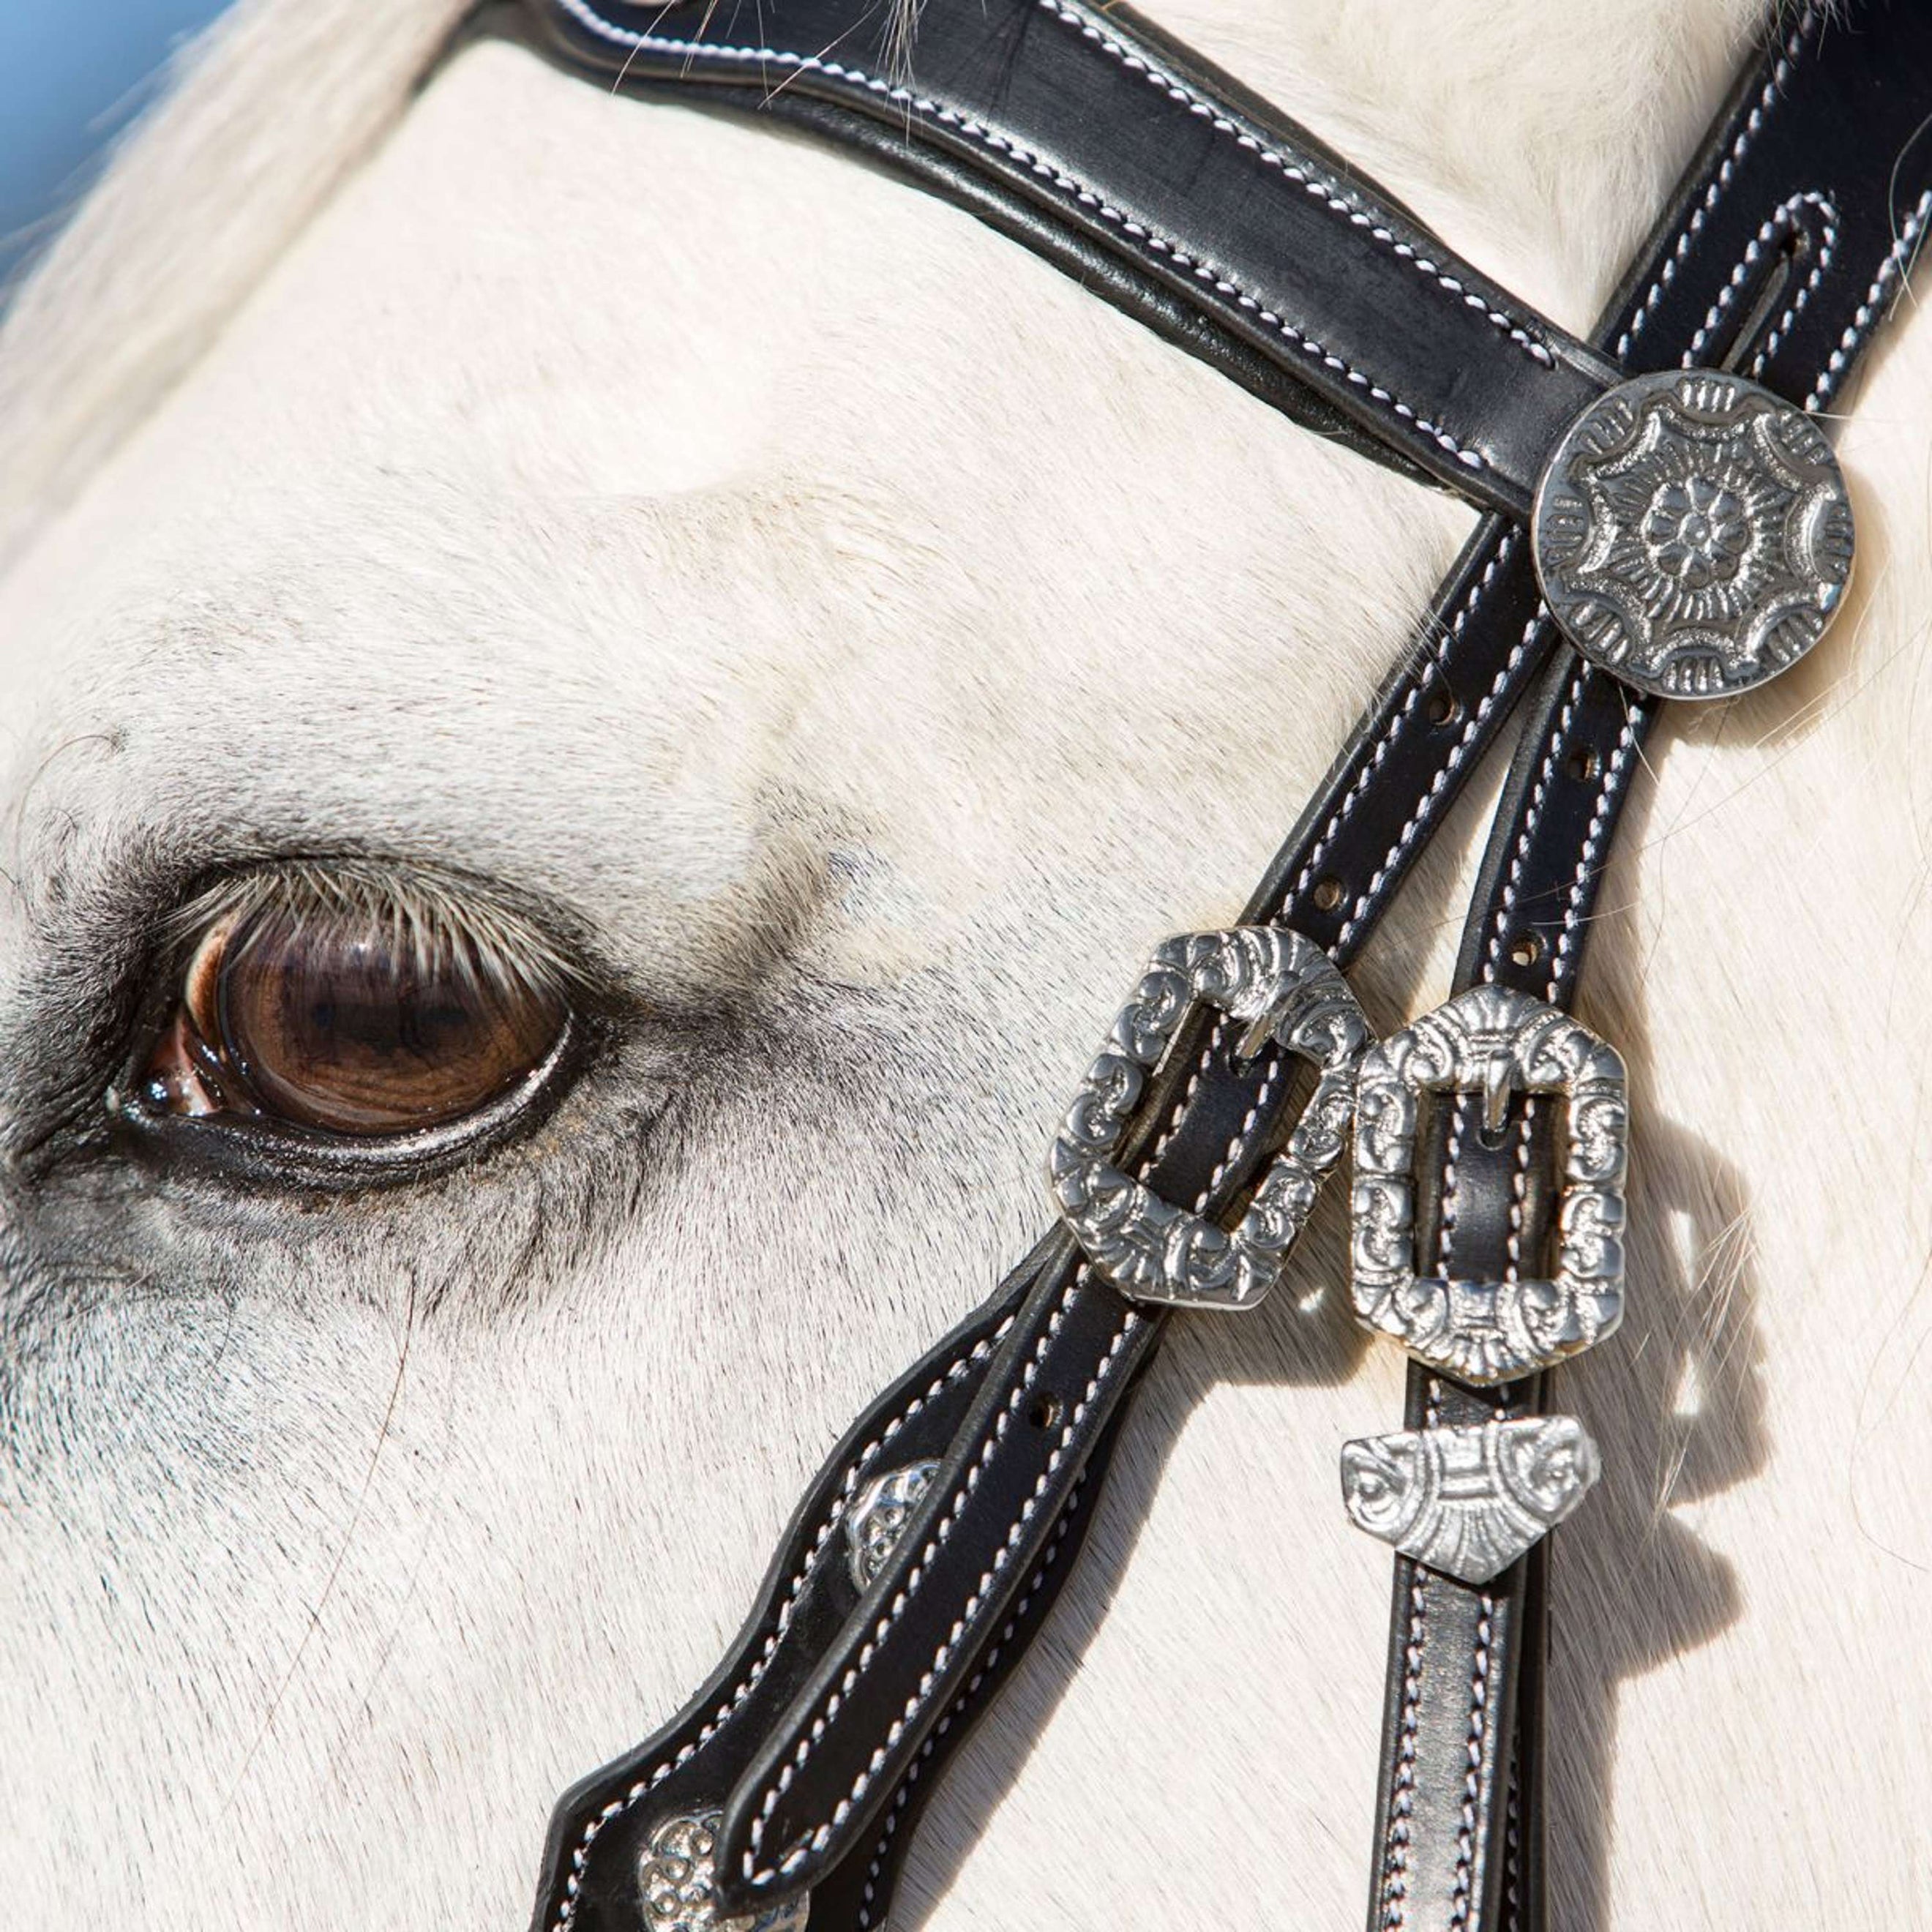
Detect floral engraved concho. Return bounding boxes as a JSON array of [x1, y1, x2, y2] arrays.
[[1531, 369, 1855, 698]]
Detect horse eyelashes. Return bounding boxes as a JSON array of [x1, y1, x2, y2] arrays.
[[135, 867, 572, 1141]]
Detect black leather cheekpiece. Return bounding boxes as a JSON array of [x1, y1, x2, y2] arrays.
[[509, 3, 1932, 1930]]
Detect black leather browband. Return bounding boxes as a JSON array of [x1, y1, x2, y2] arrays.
[[500, 2, 1932, 1928], [531, 0, 1630, 513]]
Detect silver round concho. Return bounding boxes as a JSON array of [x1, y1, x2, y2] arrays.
[[1530, 368, 1854, 699]]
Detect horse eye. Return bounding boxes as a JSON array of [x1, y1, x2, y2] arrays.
[[138, 883, 569, 1137]]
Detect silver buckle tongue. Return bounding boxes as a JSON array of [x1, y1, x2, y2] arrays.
[[1349, 985, 1629, 1385], [1049, 926, 1371, 1310], [1530, 367, 1854, 700]]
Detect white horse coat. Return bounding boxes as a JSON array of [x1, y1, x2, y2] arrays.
[[1, 0, 1928, 1925]]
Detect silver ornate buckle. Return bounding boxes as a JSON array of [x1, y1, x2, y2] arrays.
[[1339, 985, 1627, 1581], [1349, 984, 1628, 1383], [1050, 926, 1371, 1309]]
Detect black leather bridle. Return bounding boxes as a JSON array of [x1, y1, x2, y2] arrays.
[[465, 2, 1932, 1925]]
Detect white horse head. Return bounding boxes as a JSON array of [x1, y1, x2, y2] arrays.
[[1, 0, 1928, 1925]]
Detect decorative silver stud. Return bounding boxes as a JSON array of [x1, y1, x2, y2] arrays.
[[846, 1459, 940, 1592], [637, 1811, 809, 1932], [1339, 1415, 1601, 1584], [1350, 986, 1628, 1385], [1050, 926, 1371, 1309], [1532, 367, 1854, 698]]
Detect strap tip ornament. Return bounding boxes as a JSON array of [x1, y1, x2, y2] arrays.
[[1531, 368, 1854, 700], [1349, 986, 1628, 1385], [846, 1459, 940, 1592], [1049, 926, 1370, 1308], [1339, 1415, 1602, 1584], [637, 1811, 809, 1932]]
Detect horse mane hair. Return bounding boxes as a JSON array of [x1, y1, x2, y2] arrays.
[[0, 0, 1757, 572], [0, 0, 471, 569]]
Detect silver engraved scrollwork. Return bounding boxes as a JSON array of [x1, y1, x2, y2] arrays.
[[637, 1811, 809, 1932], [1349, 985, 1628, 1383], [1531, 367, 1854, 699], [1050, 926, 1371, 1310], [1338, 1416, 1602, 1585], [846, 1459, 941, 1592]]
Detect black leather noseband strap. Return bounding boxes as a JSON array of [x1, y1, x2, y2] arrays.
[[506, 2, 1932, 1928]]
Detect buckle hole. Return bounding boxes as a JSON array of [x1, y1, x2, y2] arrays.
[[1508, 934, 1543, 970], [1427, 688, 1462, 727], [1567, 747, 1601, 783], [1029, 1394, 1063, 1431], [1312, 876, 1344, 913]]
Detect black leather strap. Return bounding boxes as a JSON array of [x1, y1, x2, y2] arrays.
[[702, 547, 1557, 1914], [509, 1, 1932, 1926], [531, 510, 1551, 1929], [1366, 13, 1932, 1915], [697, 10, 1932, 1917], [529, 0, 1628, 515], [1364, 651, 1650, 1932]]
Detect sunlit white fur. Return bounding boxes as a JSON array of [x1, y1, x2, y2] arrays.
[[2, 2, 1930, 1928]]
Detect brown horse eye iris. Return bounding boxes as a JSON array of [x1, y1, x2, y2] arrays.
[[143, 886, 569, 1137], [212, 908, 565, 1133]]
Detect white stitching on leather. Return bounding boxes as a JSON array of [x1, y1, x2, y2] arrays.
[[1685, 191, 1837, 366], [1033, 0, 1557, 371], [1480, 675, 1642, 1000], [544, 1313, 1014, 1930], [1481, 678, 1579, 985], [1283, 530, 1519, 920], [1502, 1096, 1540, 1381], [1145, 1012, 1225, 1166], [1338, 608, 1546, 951], [1617, 7, 1817, 360], [1547, 703, 1642, 1001], [1809, 187, 1932, 411], [852, 1469, 1090, 1927], [1449, 1594, 1497, 1925], [1443, 1101, 1533, 1925], [740, 1270, 1142, 1883], [1436, 1101, 1520, 1925], [1436, 1098, 1467, 1276], [1377, 1561, 1431, 1928], [1381, 1175, 1461, 1928], [1505, 1101, 1536, 1281], [1749, 195, 1837, 373], [553, 0, 1489, 473], [1194, 1032, 1286, 1208]]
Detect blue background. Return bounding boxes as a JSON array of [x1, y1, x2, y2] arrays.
[[2, 0, 238, 299]]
